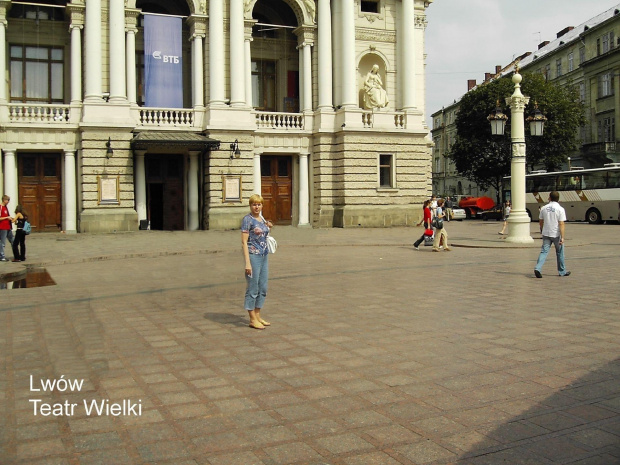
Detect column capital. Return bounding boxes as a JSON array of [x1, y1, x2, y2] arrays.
[[294, 25, 316, 46], [125, 8, 141, 29], [67, 3, 85, 26], [414, 14, 428, 29], [187, 14, 208, 37], [244, 18, 257, 40], [0, 0, 11, 22]]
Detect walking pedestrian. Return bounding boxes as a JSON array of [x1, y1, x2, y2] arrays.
[[444, 196, 453, 221], [534, 191, 570, 278], [0, 195, 12, 262], [413, 200, 432, 250], [11, 205, 27, 262], [241, 194, 273, 329], [432, 198, 452, 252], [498, 200, 511, 235]]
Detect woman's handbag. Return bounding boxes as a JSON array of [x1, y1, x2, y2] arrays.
[[432, 216, 444, 229], [266, 235, 277, 254]]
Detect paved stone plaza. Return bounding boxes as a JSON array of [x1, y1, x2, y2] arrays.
[[1, 220, 619, 465]]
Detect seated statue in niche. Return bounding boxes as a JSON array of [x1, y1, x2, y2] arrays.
[[363, 64, 389, 110]]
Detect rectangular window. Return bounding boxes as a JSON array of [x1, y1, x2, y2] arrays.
[[379, 154, 395, 188], [598, 72, 614, 98], [598, 116, 615, 142], [568, 52, 574, 72], [544, 64, 551, 81], [361, 0, 380, 14], [579, 46, 586, 64], [252, 60, 277, 111], [579, 82, 586, 102], [10, 44, 64, 103], [602, 31, 614, 53], [556, 59, 562, 77]]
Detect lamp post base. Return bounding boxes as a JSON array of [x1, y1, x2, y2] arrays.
[[505, 214, 534, 244]]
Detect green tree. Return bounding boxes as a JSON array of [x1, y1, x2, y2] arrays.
[[449, 72, 586, 201]]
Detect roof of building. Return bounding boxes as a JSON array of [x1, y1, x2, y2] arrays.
[[516, 4, 620, 70]]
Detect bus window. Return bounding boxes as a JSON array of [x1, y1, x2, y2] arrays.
[[536, 175, 555, 192], [568, 175, 582, 190], [585, 172, 607, 189], [609, 170, 620, 188], [557, 173, 574, 191]]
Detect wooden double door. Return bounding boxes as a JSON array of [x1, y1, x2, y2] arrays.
[[261, 156, 292, 225], [18, 153, 62, 232]]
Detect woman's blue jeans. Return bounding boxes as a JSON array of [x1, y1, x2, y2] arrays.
[[244, 253, 269, 310], [535, 235, 567, 276]]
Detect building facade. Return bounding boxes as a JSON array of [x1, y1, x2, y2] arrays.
[[517, 4, 620, 168], [0, 0, 434, 234], [431, 4, 620, 196]]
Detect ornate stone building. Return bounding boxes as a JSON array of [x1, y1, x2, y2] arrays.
[[0, 0, 433, 233]]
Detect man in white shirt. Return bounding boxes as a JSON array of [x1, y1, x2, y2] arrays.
[[534, 191, 570, 278]]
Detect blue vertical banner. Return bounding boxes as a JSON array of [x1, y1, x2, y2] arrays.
[[144, 14, 183, 108]]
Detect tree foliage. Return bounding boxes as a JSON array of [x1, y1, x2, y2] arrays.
[[449, 73, 586, 196]]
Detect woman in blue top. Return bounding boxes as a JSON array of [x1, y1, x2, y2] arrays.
[[241, 194, 273, 329]]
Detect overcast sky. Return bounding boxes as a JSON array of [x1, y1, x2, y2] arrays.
[[424, 0, 620, 129]]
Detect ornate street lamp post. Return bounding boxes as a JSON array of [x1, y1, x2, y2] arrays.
[[488, 69, 546, 244]]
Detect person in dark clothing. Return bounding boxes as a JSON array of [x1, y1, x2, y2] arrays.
[[11, 205, 27, 262]]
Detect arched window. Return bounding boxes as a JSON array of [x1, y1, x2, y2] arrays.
[[251, 0, 299, 112]]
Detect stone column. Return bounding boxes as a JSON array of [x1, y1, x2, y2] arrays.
[[298, 45, 304, 111], [3, 150, 17, 214], [0, 16, 5, 102], [63, 151, 77, 233], [244, 21, 255, 107], [401, 0, 416, 110], [230, 0, 245, 106], [188, 151, 200, 230], [209, 0, 225, 105], [188, 15, 206, 109], [70, 24, 83, 104], [125, 9, 140, 105], [299, 153, 310, 226], [302, 44, 312, 112], [109, 0, 126, 102], [134, 151, 147, 225], [331, 0, 341, 106], [84, 0, 103, 101], [317, 0, 332, 109], [340, 0, 356, 107], [192, 34, 205, 108], [253, 152, 261, 195]]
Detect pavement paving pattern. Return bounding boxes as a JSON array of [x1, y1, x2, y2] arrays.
[[1, 220, 619, 465]]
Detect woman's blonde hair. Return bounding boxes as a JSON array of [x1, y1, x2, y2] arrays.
[[248, 194, 264, 205]]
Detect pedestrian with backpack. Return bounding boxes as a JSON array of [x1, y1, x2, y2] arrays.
[[11, 205, 27, 262]]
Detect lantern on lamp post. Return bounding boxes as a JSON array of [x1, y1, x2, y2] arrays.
[[487, 100, 508, 136], [526, 101, 547, 137]]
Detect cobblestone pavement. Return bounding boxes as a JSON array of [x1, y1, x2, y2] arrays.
[[1, 220, 619, 465]]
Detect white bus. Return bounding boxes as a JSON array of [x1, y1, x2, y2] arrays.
[[503, 164, 620, 223]]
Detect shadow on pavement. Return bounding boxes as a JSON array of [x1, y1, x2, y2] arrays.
[[457, 358, 620, 464], [202, 312, 247, 327]]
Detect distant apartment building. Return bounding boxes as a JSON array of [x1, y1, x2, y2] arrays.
[[431, 4, 620, 196]]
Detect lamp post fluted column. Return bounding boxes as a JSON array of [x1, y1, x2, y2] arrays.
[[505, 72, 534, 244]]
